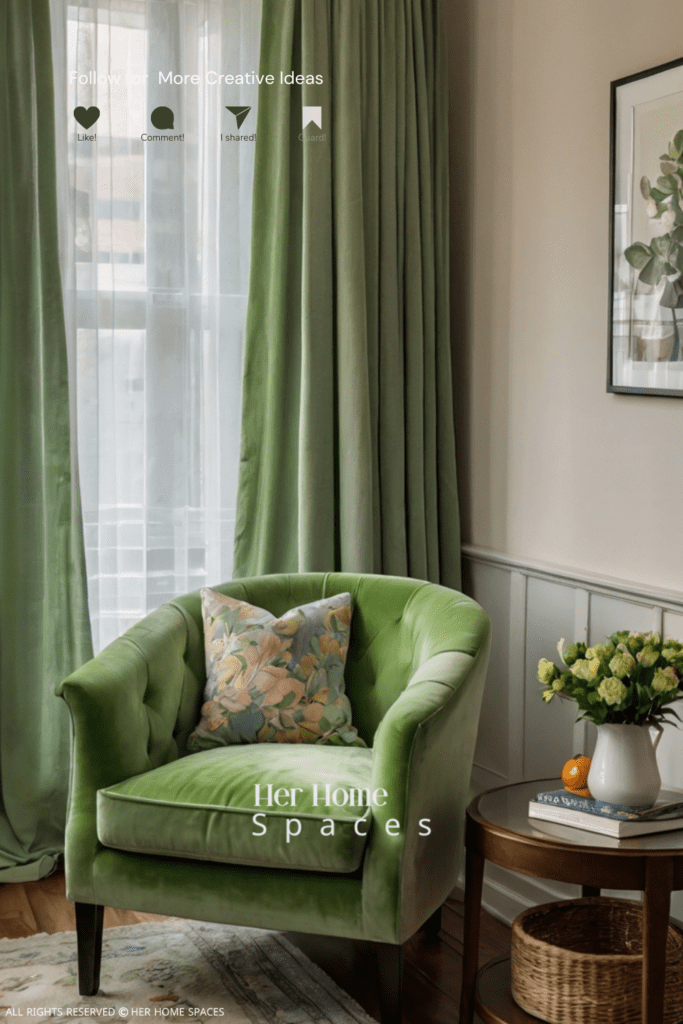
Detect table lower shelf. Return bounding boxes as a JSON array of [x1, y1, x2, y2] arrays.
[[474, 956, 546, 1024]]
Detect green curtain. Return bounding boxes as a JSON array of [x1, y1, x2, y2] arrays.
[[234, 0, 459, 587], [0, 0, 93, 880]]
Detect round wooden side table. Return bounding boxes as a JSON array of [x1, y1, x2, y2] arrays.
[[460, 777, 683, 1024]]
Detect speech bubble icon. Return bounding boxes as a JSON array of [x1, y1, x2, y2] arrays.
[[151, 106, 174, 130], [74, 106, 100, 129]]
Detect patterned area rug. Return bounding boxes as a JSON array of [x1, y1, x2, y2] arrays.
[[0, 920, 377, 1023]]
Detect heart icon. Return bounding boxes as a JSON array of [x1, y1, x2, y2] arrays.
[[74, 106, 100, 129]]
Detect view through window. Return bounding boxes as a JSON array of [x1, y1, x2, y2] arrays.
[[55, 0, 261, 651]]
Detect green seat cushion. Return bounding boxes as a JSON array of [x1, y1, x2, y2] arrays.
[[97, 745, 374, 873]]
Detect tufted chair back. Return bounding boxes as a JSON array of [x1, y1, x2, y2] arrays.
[[157, 572, 487, 752]]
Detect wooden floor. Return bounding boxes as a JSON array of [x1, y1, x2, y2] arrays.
[[285, 891, 512, 1024], [0, 873, 511, 1023]]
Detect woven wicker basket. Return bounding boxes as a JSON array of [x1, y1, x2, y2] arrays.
[[511, 897, 683, 1024]]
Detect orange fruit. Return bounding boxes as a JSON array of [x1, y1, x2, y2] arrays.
[[562, 755, 592, 798]]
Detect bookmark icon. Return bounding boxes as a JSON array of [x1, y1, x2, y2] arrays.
[[302, 106, 322, 129]]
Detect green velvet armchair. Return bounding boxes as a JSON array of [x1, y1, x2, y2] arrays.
[[56, 573, 491, 1021]]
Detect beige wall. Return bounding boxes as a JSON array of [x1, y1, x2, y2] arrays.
[[447, 0, 683, 591]]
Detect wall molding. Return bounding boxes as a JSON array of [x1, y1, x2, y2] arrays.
[[456, 867, 573, 926], [462, 543, 683, 612]]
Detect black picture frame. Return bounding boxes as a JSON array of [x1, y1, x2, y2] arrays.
[[608, 55, 683, 397]]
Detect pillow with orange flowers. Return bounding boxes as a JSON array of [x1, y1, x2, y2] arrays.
[[187, 588, 365, 750]]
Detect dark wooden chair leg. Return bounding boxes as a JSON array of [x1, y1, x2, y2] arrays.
[[75, 902, 104, 996], [582, 885, 600, 897], [377, 942, 403, 1024], [422, 904, 442, 942]]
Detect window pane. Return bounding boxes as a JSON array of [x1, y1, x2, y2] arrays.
[[64, 0, 261, 651]]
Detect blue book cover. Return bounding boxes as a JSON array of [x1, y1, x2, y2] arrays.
[[535, 789, 683, 822]]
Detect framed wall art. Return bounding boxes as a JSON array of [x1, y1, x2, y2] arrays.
[[608, 56, 683, 396]]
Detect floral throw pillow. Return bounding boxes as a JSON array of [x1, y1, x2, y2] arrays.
[[187, 589, 365, 750]]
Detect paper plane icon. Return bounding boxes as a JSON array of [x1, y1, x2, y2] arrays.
[[302, 106, 322, 129], [226, 106, 251, 129]]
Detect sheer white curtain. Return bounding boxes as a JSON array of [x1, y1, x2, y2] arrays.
[[51, 0, 261, 651]]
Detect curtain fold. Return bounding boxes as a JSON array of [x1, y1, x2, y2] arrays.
[[234, 0, 460, 587], [0, 0, 93, 879]]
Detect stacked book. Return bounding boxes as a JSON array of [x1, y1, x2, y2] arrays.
[[528, 788, 683, 838]]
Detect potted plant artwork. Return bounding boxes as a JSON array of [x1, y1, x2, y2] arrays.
[[624, 128, 683, 362]]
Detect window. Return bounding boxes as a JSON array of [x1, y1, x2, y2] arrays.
[[57, 0, 261, 650]]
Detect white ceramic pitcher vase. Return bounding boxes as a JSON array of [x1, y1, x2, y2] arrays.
[[586, 722, 663, 808]]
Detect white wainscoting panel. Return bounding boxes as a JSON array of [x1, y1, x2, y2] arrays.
[[459, 545, 683, 927], [589, 593, 661, 645], [463, 560, 511, 780], [523, 576, 579, 779]]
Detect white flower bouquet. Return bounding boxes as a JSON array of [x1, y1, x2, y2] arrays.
[[538, 631, 683, 727]]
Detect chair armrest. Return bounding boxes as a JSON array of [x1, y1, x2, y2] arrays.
[[361, 638, 491, 943], [56, 603, 201, 902]]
